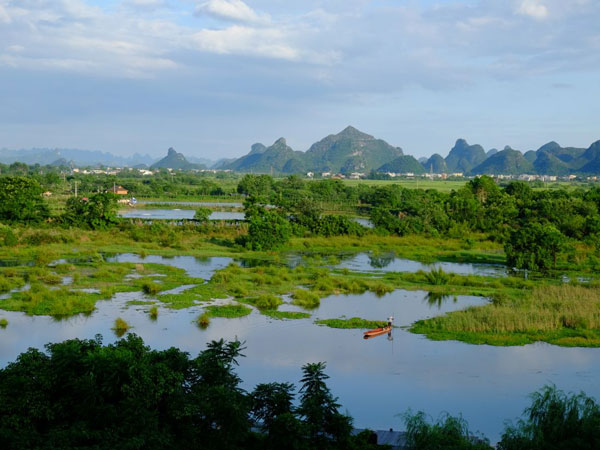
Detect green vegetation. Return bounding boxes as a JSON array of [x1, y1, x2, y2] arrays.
[[0, 176, 50, 224], [291, 290, 321, 309], [196, 312, 210, 328], [315, 317, 388, 329], [262, 310, 311, 320], [112, 317, 131, 337], [205, 304, 252, 318], [0, 318, 7, 328], [1, 334, 598, 449], [403, 411, 490, 450], [62, 192, 119, 229], [149, 306, 158, 319], [411, 284, 600, 346]]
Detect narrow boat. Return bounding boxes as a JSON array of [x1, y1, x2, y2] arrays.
[[363, 325, 392, 339]]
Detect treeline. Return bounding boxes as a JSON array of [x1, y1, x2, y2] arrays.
[[1, 335, 599, 450], [237, 175, 600, 271]]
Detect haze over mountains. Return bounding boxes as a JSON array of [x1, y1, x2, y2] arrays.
[[3, 126, 600, 176]]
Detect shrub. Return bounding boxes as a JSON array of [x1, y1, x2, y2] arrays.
[[253, 294, 283, 310], [292, 290, 320, 309]]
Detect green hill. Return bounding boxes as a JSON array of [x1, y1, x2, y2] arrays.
[[224, 138, 305, 174], [533, 151, 571, 175], [377, 155, 425, 174], [445, 139, 487, 173], [304, 126, 403, 174], [577, 141, 600, 173], [422, 154, 447, 173], [471, 147, 534, 175], [150, 148, 202, 170], [223, 126, 403, 174]]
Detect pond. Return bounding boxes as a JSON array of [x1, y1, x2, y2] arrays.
[[0, 254, 598, 444], [119, 209, 245, 221], [138, 201, 243, 207], [335, 252, 506, 277]]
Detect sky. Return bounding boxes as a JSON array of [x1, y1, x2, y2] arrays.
[[0, 0, 599, 160]]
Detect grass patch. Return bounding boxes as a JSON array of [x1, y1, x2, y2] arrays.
[[142, 280, 162, 295], [0, 318, 7, 328], [205, 304, 252, 318], [262, 310, 311, 320], [411, 284, 600, 346], [113, 317, 131, 337], [291, 290, 321, 309], [315, 317, 388, 329], [149, 306, 158, 319], [196, 312, 210, 328], [250, 294, 283, 310]]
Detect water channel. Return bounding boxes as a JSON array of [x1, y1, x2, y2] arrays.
[[0, 254, 598, 443]]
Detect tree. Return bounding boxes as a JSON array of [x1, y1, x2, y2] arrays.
[[0, 176, 50, 224], [498, 385, 600, 450], [62, 192, 119, 229], [298, 362, 353, 449], [194, 207, 212, 223], [505, 223, 567, 271], [403, 411, 491, 450], [240, 206, 291, 251]]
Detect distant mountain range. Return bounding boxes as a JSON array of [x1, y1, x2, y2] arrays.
[[3, 129, 600, 176], [220, 126, 403, 174]]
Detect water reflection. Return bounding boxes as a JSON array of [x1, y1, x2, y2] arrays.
[[424, 291, 457, 309]]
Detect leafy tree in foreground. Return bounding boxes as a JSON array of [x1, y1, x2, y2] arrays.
[[298, 362, 354, 450], [403, 411, 491, 450], [0, 176, 50, 224], [498, 385, 600, 450]]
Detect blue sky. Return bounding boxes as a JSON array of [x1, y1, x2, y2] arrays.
[[0, 0, 599, 160]]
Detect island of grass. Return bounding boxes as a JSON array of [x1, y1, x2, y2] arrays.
[[315, 317, 388, 329]]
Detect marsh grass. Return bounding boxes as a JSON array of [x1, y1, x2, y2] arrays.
[[196, 312, 210, 328], [0, 318, 7, 328], [113, 317, 131, 337], [149, 306, 158, 319], [423, 267, 450, 285], [205, 304, 252, 318], [142, 280, 162, 295], [262, 310, 311, 320], [250, 294, 283, 310], [291, 290, 321, 309], [315, 317, 388, 329], [412, 284, 600, 346]]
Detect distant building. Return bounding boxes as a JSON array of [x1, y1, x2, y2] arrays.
[[110, 185, 129, 195]]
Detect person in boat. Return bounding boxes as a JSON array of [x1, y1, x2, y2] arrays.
[[387, 316, 394, 328]]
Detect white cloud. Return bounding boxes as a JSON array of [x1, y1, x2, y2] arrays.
[[191, 25, 297, 60], [0, 5, 12, 24], [517, 0, 549, 20], [196, 0, 269, 24]]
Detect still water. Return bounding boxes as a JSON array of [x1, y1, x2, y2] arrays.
[[119, 209, 245, 221], [0, 255, 598, 443]]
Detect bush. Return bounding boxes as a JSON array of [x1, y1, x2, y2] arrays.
[[499, 385, 600, 450], [253, 294, 283, 310]]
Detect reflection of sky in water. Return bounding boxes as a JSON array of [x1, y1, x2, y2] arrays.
[[336, 252, 507, 277], [139, 201, 243, 207], [1, 255, 599, 443], [119, 209, 245, 220]]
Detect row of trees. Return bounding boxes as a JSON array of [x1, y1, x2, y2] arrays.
[[237, 174, 600, 271], [1, 335, 598, 449]]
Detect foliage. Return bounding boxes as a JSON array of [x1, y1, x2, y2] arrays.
[[403, 411, 491, 450], [0, 176, 50, 224], [240, 206, 291, 251], [505, 223, 567, 271], [298, 362, 354, 449], [315, 317, 388, 329], [498, 385, 600, 450], [194, 208, 212, 223], [205, 304, 252, 318], [62, 193, 120, 230]]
